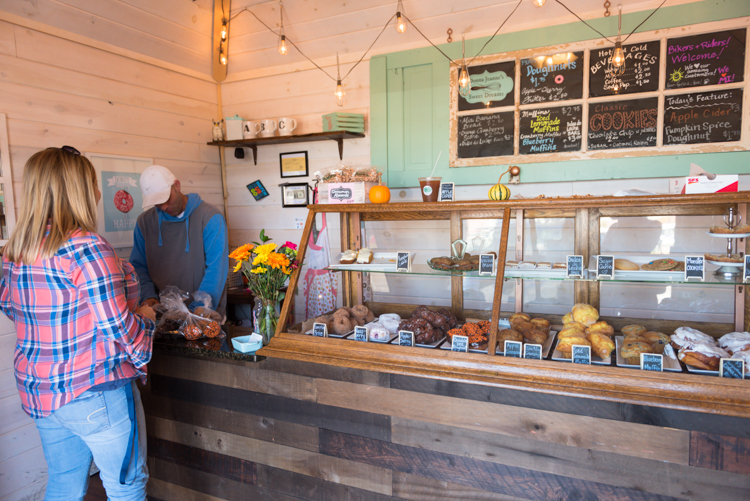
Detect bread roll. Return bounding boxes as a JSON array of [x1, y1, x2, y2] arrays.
[[615, 258, 639, 270]]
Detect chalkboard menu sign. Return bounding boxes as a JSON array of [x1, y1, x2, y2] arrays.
[[589, 41, 660, 97], [666, 29, 746, 89], [457, 112, 514, 158], [587, 98, 658, 150], [663, 89, 743, 145], [519, 105, 582, 155], [458, 61, 515, 111], [520, 51, 583, 104]]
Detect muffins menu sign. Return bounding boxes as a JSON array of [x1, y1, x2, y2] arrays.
[[663, 89, 743, 145], [520, 52, 583, 104], [589, 41, 660, 97], [666, 29, 745, 89], [519, 105, 582, 154]]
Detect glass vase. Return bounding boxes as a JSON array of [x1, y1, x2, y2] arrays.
[[254, 297, 279, 345]]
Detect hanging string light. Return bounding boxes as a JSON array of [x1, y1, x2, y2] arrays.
[[458, 35, 471, 97], [395, 0, 407, 33], [610, 4, 625, 75], [220, 21, 228, 41], [335, 53, 346, 107], [532, 0, 547, 7], [278, 0, 288, 55], [219, 48, 227, 65]]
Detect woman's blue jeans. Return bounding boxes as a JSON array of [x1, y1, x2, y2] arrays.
[[34, 381, 148, 501]]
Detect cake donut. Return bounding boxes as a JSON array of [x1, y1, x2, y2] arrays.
[[718, 332, 750, 355], [351, 305, 369, 319], [671, 326, 715, 351], [333, 316, 352, 334], [365, 311, 375, 323], [332, 308, 350, 318]]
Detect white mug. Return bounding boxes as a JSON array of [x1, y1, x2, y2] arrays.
[[243, 121, 258, 139], [278, 117, 297, 136], [256, 119, 277, 137]]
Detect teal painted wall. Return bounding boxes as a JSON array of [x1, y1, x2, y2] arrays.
[[370, 0, 750, 188]]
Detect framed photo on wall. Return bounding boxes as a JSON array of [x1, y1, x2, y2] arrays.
[[281, 183, 309, 208], [279, 151, 308, 178]]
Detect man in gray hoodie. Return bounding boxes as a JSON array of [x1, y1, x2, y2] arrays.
[[130, 165, 229, 317]]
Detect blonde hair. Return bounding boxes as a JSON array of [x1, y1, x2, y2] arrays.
[[3, 148, 99, 264]]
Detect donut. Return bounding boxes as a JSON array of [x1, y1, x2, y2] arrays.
[[365, 311, 375, 323], [333, 308, 350, 318], [351, 305, 369, 319], [333, 316, 352, 334]]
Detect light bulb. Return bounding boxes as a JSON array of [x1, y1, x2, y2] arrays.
[[395, 12, 407, 33], [532, 0, 546, 7], [278, 34, 288, 55], [611, 41, 625, 68], [458, 64, 471, 97], [546, 57, 553, 65], [335, 79, 346, 107], [219, 50, 227, 65], [220, 23, 228, 41]]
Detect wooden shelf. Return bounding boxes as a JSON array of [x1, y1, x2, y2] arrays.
[[207, 131, 366, 165]]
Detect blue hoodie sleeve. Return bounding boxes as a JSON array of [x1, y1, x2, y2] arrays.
[[129, 223, 158, 303], [193, 213, 228, 311]]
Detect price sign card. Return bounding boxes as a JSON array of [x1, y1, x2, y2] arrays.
[[479, 254, 496, 276], [744, 255, 750, 282], [439, 182, 455, 202], [572, 345, 591, 365], [720, 358, 745, 379], [354, 326, 368, 342], [397, 252, 411, 272], [523, 343, 542, 360], [640, 353, 663, 372], [312, 322, 328, 337], [451, 335, 469, 352], [399, 330, 415, 347], [566, 255, 584, 278], [504, 340, 522, 358], [684, 256, 705, 281], [597, 255, 614, 279]]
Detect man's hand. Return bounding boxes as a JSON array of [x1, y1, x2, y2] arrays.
[[136, 304, 156, 322], [142, 298, 159, 308]]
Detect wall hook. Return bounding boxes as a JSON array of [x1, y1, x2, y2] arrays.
[[447, 28, 453, 43]]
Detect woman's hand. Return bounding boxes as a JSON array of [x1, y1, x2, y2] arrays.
[[136, 304, 156, 322]]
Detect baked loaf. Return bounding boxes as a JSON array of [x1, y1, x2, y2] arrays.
[[615, 258, 639, 270], [587, 332, 615, 359], [340, 249, 357, 264]]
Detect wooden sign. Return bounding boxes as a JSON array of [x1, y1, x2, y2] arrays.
[[665, 29, 745, 89], [458, 60, 516, 111], [663, 89, 743, 145], [640, 353, 663, 372], [587, 98, 658, 150], [572, 345, 591, 365], [684, 256, 705, 281], [744, 255, 750, 282], [457, 112, 515, 159], [479, 254, 495, 276], [354, 325, 368, 342], [504, 340, 522, 358], [519, 105, 582, 155], [399, 330, 415, 347], [520, 51, 584, 104], [312, 322, 328, 337], [720, 358, 745, 379], [397, 252, 411, 272], [523, 343, 543, 360], [438, 182, 455, 201], [597, 255, 615, 279], [566, 255, 584, 278], [451, 335, 469, 352], [589, 41, 660, 97]]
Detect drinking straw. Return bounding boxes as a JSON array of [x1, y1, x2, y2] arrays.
[[429, 151, 442, 178]]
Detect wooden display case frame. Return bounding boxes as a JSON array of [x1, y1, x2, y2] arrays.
[[259, 192, 750, 417]]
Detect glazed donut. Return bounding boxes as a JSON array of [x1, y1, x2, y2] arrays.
[[365, 311, 375, 323], [333, 308, 350, 318], [333, 316, 352, 334], [351, 305, 369, 319]]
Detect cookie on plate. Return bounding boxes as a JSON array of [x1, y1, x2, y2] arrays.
[[641, 258, 678, 271]]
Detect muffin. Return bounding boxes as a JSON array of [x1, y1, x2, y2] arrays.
[[571, 303, 599, 326], [620, 341, 653, 365], [621, 325, 647, 337], [587, 332, 615, 359]]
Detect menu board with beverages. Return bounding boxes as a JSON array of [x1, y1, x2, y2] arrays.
[[589, 41, 660, 97], [457, 112, 514, 158], [587, 98, 658, 150], [519, 105, 582, 155], [458, 61, 516, 111], [666, 29, 746, 89], [663, 89, 743, 145], [520, 51, 583, 104]]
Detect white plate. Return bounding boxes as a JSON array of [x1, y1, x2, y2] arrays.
[[706, 260, 743, 268], [328, 251, 412, 272], [552, 339, 611, 365], [706, 231, 750, 239], [496, 331, 557, 358], [305, 328, 351, 338], [505, 269, 568, 278], [439, 340, 488, 354], [614, 336, 682, 372], [685, 363, 719, 376], [587, 255, 686, 278]]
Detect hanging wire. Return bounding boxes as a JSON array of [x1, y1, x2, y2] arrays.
[[623, 0, 667, 42], [343, 13, 396, 79], [402, 14, 456, 64], [466, 0, 523, 66], [554, 0, 668, 44]]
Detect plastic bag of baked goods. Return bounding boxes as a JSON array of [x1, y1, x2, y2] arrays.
[[154, 287, 223, 340]]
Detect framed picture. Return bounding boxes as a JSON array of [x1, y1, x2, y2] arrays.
[[246, 180, 269, 201], [281, 183, 310, 208], [279, 151, 308, 178]]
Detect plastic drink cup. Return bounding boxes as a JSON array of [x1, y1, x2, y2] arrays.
[[419, 177, 441, 202]]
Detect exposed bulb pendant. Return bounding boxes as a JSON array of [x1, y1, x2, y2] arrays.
[[532, 0, 547, 7], [278, 1, 288, 55], [458, 35, 471, 97], [610, 5, 625, 75], [335, 53, 346, 107], [219, 48, 227, 66], [395, 1, 407, 33], [220, 22, 228, 41]]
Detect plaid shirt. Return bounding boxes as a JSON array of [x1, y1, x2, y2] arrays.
[[0, 230, 155, 418]]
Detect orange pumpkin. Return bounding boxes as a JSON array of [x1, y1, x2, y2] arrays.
[[369, 183, 390, 203]]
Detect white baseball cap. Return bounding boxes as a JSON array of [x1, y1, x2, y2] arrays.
[[140, 165, 176, 209]]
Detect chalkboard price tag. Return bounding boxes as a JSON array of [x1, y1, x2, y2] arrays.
[[397, 252, 411, 272], [312, 322, 328, 337], [744, 255, 750, 282], [597, 255, 615, 279], [523, 343, 543, 360], [438, 182, 455, 202], [451, 335, 469, 352], [720, 358, 745, 379], [640, 353, 663, 372], [479, 254, 495, 276], [354, 326, 368, 342], [566, 255, 584, 278], [399, 330, 415, 347], [572, 345, 591, 365], [504, 340, 522, 358], [684, 256, 705, 281]]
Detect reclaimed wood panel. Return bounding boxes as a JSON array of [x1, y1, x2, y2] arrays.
[[318, 429, 680, 501], [148, 416, 393, 496], [259, 357, 390, 387], [315, 379, 690, 464], [148, 477, 225, 501], [690, 431, 750, 475], [392, 471, 530, 501]]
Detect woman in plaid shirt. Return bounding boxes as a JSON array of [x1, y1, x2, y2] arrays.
[[0, 147, 156, 501]]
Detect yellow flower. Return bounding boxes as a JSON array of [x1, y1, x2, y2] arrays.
[[253, 254, 268, 266], [282, 265, 291, 275], [229, 243, 254, 261], [233, 260, 243, 273], [254, 242, 277, 257], [251, 266, 267, 274], [266, 252, 290, 270]]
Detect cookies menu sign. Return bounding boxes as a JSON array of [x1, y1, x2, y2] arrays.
[[589, 41, 660, 97], [663, 89, 743, 145], [587, 98, 658, 150], [457, 112, 514, 158], [519, 105, 582, 155], [520, 51, 583, 104], [666, 29, 745, 89]]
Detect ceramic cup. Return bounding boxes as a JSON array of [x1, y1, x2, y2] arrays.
[[243, 121, 258, 139], [256, 119, 277, 137], [278, 117, 297, 136]]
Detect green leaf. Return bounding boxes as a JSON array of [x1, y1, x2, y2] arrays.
[[277, 291, 285, 302]]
